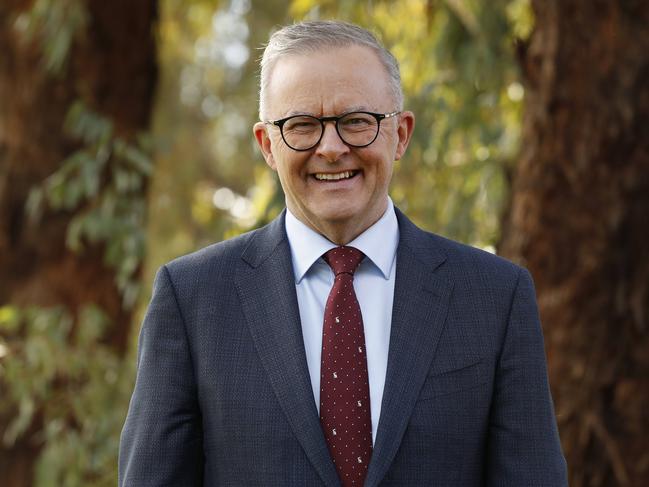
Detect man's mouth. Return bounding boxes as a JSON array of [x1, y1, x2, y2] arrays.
[[313, 170, 359, 181]]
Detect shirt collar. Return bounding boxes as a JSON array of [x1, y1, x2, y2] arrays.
[[285, 198, 399, 283]]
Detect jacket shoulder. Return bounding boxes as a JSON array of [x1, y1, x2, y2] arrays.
[[429, 231, 523, 281], [396, 206, 523, 283], [165, 228, 254, 275]]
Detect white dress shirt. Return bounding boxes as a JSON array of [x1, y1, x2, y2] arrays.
[[285, 198, 399, 444]]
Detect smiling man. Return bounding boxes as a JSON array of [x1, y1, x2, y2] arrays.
[[119, 21, 567, 487]]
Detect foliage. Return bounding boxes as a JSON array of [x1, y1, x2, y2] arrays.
[[0, 305, 132, 487], [2, 2, 152, 485], [8, 87, 151, 487], [27, 102, 153, 309], [13, 0, 88, 74]]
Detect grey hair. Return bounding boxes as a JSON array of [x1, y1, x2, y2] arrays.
[[258, 20, 403, 119]]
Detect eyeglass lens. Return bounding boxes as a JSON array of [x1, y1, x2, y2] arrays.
[[281, 112, 379, 150]]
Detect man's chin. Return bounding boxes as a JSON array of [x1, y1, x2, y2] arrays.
[[310, 208, 360, 228]]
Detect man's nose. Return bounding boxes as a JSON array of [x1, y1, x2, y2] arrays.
[[315, 122, 350, 162]]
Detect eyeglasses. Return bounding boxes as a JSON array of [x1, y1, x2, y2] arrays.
[[264, 111, 401, 151]]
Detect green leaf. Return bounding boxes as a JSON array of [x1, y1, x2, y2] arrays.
[[0, 306, 22, 332], [26, 188, 45, 222], [122, 145, 154, 176], [3, 397, 35, 446], [66, 215, 85, 252], [76, 306, 109, 347]]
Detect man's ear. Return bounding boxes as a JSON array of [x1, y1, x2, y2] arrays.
[[394, 111, 415, 161], [253, 122, 277, 170]]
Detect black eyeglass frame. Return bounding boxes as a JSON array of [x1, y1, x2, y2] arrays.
[[264, 110, 401, 151]]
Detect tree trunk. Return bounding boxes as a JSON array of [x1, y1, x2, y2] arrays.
[[499, 1, 649, 485], [0, 0, 157, 485]]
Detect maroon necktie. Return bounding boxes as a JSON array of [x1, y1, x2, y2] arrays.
[[320, 246, 372, 487]]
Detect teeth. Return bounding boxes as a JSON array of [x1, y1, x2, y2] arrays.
[[314, 171, 355, 181]]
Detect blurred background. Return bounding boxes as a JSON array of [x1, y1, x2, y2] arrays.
[[0, 0, 647, 485]]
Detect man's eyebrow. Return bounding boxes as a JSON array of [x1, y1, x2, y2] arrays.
[[284, 106, 373, 118], [344, 105, 371, 113], [285, 110, 317, 117]]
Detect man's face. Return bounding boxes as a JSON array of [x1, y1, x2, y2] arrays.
[[254, 45, 414, 243]]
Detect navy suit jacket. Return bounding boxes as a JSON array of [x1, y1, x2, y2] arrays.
[[119, 208, 567, 486]]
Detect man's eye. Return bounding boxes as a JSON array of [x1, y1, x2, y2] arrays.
[[341, 116, 373, 129], [285, 118, 318, 131]]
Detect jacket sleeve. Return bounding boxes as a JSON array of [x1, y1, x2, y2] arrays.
[[119, 265, 203, 486], [486, 268, 568, 486]]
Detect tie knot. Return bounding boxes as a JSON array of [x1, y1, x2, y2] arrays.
[[324, 246, 364, 276]]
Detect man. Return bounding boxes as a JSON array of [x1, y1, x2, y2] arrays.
[[119, 20, 567, 486]]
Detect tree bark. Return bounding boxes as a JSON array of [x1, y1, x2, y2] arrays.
[[0, 0, 157, 485], [499, 1, 649, 485]]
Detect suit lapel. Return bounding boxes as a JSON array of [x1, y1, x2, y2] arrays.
[[365, 210, 454, 487], [235, 213, 340, 487]]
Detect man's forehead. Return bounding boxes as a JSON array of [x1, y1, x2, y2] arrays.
[[265, 45, 394, 116], [271, 44, 380, 73]]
